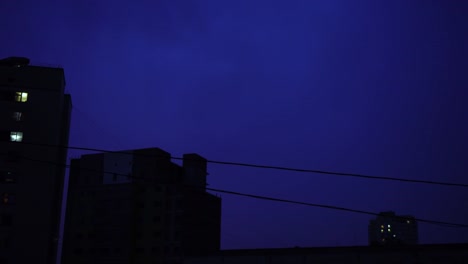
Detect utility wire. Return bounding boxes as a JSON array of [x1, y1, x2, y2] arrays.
[[4, 140, 468, 188], [16, 154, 468, 229]]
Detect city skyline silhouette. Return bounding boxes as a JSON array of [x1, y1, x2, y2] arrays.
[[1, 1, 468, 263]]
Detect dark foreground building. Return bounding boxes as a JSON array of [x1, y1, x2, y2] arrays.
[[0, 57, 72, 264], [62, 148, 221, 264], [368, 211, 418, 246], [185, 243, 468, 264]]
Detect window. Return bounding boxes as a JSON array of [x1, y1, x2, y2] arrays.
[[99, 248, 110, 256], [5, 151, 20, 163], [174, 246, 180, 254], [151, 246, 160, 254], [135, 232, 142, 239], [73, 248, 83, 255], [1, 193, 15, 205], [0, 214, 12, 226], [10, 132, 23, 142], [0, 91, 15, 101], [153, 231, 161, 238], [0, 172, 16, 183], [11, 112, 23, 121], [14, 92, 28, 102], [164, 246, 170, 254], [2, 238, 10, 249]]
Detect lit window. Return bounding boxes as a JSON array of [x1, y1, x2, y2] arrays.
[[380, 225, 384, 228], [406, 220, 411, 224], [393, 234, 396, 237], [2, 193, 15, 205], [12, 112, 23, 121], [388, 229, 391, 232], [14, 92, 28, 102], [380, 229, 384, 233], [10, 132, 23, 142], [0, 171, 16, 183], [387, 224, 391, 228]]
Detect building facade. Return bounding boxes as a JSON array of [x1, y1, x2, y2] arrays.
[[0, 57, 72, 264], [62, 148, 221, 264], [368, 211, 418, 246]]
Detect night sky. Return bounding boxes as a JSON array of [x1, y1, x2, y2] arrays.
[[2, 0, 468, 249]]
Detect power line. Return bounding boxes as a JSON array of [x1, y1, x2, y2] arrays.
[[203, 187, 468, 228], [204, 160, 468, 188], [5, 140, 468, 188], [17, 154, 468, 229]]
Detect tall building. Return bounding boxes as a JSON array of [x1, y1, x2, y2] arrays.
[[62, 148, 222, 264], [368, 211, 418, 246], [0, 57, 72, 264]]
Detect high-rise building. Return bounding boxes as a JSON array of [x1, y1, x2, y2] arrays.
[[61, 148, 221, 264], [368, 211, 418, 246], [0, 57, 72, 264]]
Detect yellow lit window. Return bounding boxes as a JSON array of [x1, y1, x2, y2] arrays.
[[2, 193, 15, 205], [2, 193, 9, 204], [380, 229, 384, 233], [10, 132, 23, 142], [15, 92, 28, 102], [388, 229, 391, 232]]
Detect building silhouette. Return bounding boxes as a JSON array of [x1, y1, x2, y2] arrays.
[[61, 148, 221, 264], [185, 243, 468, 264], [0, 57, 72, 264], [368, 211, 418, 246]]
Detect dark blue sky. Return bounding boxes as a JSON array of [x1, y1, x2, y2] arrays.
[[2, 0, 468, 248]]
